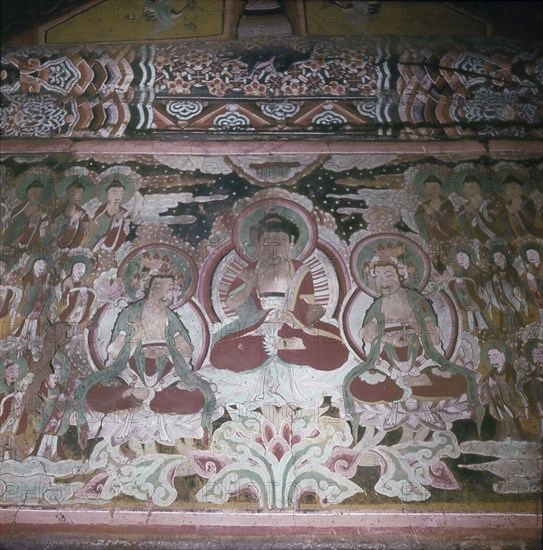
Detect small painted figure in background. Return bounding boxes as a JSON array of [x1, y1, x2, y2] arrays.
[[0, 258, 20, 339], [457, 176, 502, 243], [58, 260, 96, 335], [32, 356, 72, 460], [518, 243, 543, 319], [13, 258, 55, 359], [479, 342, 524, 441], [485, 245, 527, 334], [515, 340, 543, 428], [414, 175, 460, 242], [0, 359, 33, 459], [447, 246, 492, 332], [88, 179, 131, 252], [3, 180, 49, 250], [500, 175, 543, 239], [49, 180, 90, 249]]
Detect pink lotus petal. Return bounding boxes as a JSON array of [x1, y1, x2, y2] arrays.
[[261, 420, 276, 446], [430, 460, 461, 490], [74, 471, 110, 499], [324, 447, 362, 479], [189, 451, 232, 479], [280, 420, 292, 443], [268, 435, 289, 461]]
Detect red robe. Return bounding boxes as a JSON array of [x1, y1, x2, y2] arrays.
[[210, 261, 349, 372]]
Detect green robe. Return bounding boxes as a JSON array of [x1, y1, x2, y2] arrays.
[[75, 299, 216, 447]]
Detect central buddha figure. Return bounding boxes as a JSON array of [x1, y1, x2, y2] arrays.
[[210, 212, 349, 378]]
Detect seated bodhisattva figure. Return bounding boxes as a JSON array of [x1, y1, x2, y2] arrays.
[[76, 275, 216, 454], [343, 252, 482, 441]]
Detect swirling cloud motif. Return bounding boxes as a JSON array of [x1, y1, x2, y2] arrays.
[[327, 189, 367, 202], [153, 155, 233, 175], [140, 192, 229, 224]]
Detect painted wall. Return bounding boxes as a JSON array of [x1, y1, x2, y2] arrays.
[[1, 149, 541, 511], [0, 31, 542, 538]]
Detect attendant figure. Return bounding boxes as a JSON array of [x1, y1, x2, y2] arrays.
[[209, 213, 349, 397], [515, 340, 543, 431], [457, 176, 502, 243], [479, 343, 523, 441], [49, 180, 90, 249], [0, 259, 20, 339], [0, 361, 33, 459], [76, 276, 216, 455], [3, 180, 48, 250], [485, 248, 527, 333], [33, 358, 72, 460], [500, 176, 543, 239], [414, 175, 460, 242], [519, 244, 543, 316], [87, 179, 130, 252], [58, 261, 96, 335], [13, 259, 55, 359], [343, 252, 480, 442], [447, 248, 492, 331]]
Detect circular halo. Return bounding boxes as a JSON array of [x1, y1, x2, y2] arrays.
[[118, 244, 198, 308], [232, 198, 318, 262], [24, 253, 52, 272], [523, 339, 543, 364], [413, 166, 452, 197], [63, 254, 94, 277], [520, 241, 543, 263], [55, 170, 94, 204], [350, 233, 431, 297], [485, 240, 514, 265], [16, 168, 53, 204], [494, 167, 530, 194], [449, 242, 479, 269], [453, 166, 490, 198], [97, 171, 135, 205]]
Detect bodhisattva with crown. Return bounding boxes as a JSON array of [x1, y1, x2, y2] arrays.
[[343, 249, 482, 443]]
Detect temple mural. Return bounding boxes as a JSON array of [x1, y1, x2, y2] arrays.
[[1, 152, 541, 510]]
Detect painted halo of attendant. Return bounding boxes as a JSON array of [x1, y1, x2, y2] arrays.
[[413, 170, 460, 242], [87, 172, 134, 253], [3, 171, 52, 250], [49, 173, 93, 250]]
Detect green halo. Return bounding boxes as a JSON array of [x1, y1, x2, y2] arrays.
[[453, 166, 490, 198], [55, 171, 94, 204], [16, 168, 53, 204], [520, 241, 543, 263], [63, 254, 94, 277], [97, 171, 135, 205], [449, 243, 478, 267], [413, 166, 451, 198]]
